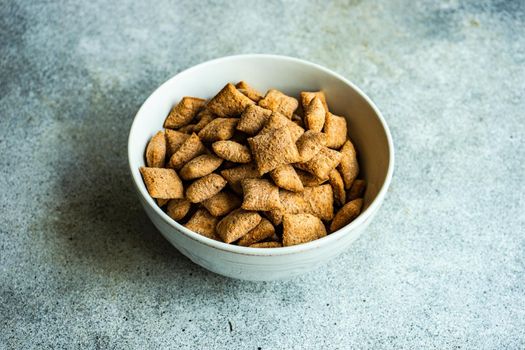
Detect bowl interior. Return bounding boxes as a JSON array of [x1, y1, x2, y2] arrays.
[[129, 55, 392, 244]]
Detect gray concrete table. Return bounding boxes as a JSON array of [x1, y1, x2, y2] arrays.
[[1, 1, 524, 349]]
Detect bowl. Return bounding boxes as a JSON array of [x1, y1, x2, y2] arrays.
[[128, 54, 394, 281]]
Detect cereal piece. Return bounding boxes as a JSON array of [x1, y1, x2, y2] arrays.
[[265, 209, 283, 226], [164, 97, 206, 129], [259, 112, 305, 142], [166, 198, 191, 221], [184, 208, 220, 240], [220, 163, 260, 194], [279, 189, 308, 214], [216, 209, 262, 243], [236, 104, 273, 135], [167, 133, 206, 169], [304, 97, 326, 132], [258, 89, 298, 119], [145, 131, 166, 168], [186, 173, 227, 203], [330, 198, 363, 232], [347, 179, 366, 201], [328, 169, 346, 206], [295, 146, 342, 180], [295, 169, 328, 187], [300, 91, 329, 112], [201, 190, 241, 216], [197, 118, 238, 142], [296, 130, 327, 162], [238, 218, 275, 246], [291, 113, 304, 128], [248, 127, 301, 175], [193, 110, 215, 133], [324, 112, 347, 149], [165, 129, 190, 157], [206, 83, 254, 118], [303, 184, 334, 220], [212, 140, 252, 163], [179, 154, 223, 180], [139, 167, 184, 199], [338, 140, 359, 189], [282, 214, 327, 247], [270, 164, 304, 192], [241, 179, 282, 211], [157, 198, 169, 207], [235, 81, 263, 102], [249, 241, 282, 248], [177, 124, 196, 134]]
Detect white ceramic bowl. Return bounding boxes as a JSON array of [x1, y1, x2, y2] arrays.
[[128, 54, 394, 281]]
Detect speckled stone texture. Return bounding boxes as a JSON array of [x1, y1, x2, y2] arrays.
[[1, 0, 524, 349]]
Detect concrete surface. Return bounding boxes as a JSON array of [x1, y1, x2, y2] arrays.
[[1, 0, 524, 349]]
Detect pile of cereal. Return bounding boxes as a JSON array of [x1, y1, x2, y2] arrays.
[[140, 81, 365, 247]]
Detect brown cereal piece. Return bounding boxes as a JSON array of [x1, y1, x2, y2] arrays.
[[201, 190, 241, 217], [177, 124, 196, 134], [291, 113, 305, 128], [145, 131, 166, 168], [184, 208, 220, 240], [330, 198, 363, 232], [166, 198, 191, 221], [197, 118, 238, 142], [295, 146, 342, 180], [270, 164, 304, 192], [265, 209, 283, 226], [304, 97, 326, 132], [165, 129, 190, 157], [248, 127, 301, 175], [216, 209, 262, 243], [236, 104, 273, 135], [338, 140, 359, 189], [259, 112, 305, 142], [238, 218, 275, 246], [296, 130, 327, 162], [167, 133, 206, 169], [186, 173, 227, 203], [347, 179, 366, 201], [324, 112, 348, 149], [300, 91, 329, 112], [139, 167, 184, 199], [279, 189, 308, 214], [235, 81, 263, 102], [258, 89, 298, 119], [282, 214, 327, 246], [328, 169, 346, 206], [164, 97, 206, 129], [249, 241, 282, 248], [241, 179, 282, 211], [157, 198, 169, 207], [206, 83, 255, 118], [303, 184, 334, 220], [193, 110, 215, 133], [295, 169, 328, 187], [220, 163, 260, 194], [179, 154, 223, 180], [212, 140, 252, 163]]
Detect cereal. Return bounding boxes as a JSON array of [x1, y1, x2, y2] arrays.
[[157, 198, 169, 207], [328, 169, 346, 206], [324, 112, 347, 149], [347, 179, 366, 202], [145, 131, 166, 168], [179, 154, 223, 180], [291, 113, 305, 128], [164, 97, 206, 129], [201, 190, 241, 217], [249, 241, 282, 248], [212, 140, 252, 163], [279, 189, 308, 214], [270, 164, 304, 192], [216, 209, 262, 243], [338, 140, 359, 189], [177, 124, 196, 134], [295, 169, 328, 187], [295, 146, 342, 180], [258, 89, 298, 119], [140, 167, 184, 199], [236, 104, 272, 135], [241, 179, 282, 211], [304, 97, 326, 132], [282, 214, 327, 246], [167, 133, 206, 169], [259, 112, 304, 142], [184, 208, 220, 240], [235, 81, 263, 102], [193, 110, 215, 133], [185, 173, 227, 203], [238, 218, 275, 246], [303, 184, 334, 220], [330, 198, 363, 232], [296, 130, 327, 162], [165, 129, 190, 157], [166, 198, 191, 221], [220, 163, 260, 194], [248, 127, 300, 175], [197, 118, 238, 142], [300, 91, 329, 113], [206, 83, 254, 117]]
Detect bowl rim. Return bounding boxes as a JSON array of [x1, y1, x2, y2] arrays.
[[128, 54, 394, 256]]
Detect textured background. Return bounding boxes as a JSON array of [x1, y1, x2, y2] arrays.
[[1, 0, 524, 349]]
